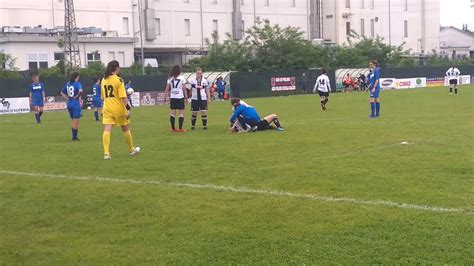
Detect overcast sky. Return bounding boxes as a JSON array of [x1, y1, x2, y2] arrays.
[[440, 0, 473, 29]]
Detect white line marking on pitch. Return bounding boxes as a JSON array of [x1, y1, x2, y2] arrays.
[[0, 170, 470, 215]]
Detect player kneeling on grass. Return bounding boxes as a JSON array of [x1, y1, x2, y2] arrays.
[[313, 68, 331, 110], [61, 72, 83, 141], [101, 60, 140, 160], [188, 68, 210, 130], [229, 98, 284, 132]]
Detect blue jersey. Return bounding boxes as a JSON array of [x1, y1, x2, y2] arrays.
[[370, 67, 380, 90], [62, 81, 83, 107], [92, 84, 101, 99], [216, 80, 226, 92], [230, 105, 261, 122], [29, 82, 44, 100]]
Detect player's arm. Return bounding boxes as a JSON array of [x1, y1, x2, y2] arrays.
[[313, 78, 318, 93], [326, 77, 331, 93], [372, 70, 379, 92], [205, 81, 211, 102], [183, 85, 188, 101], [42, 89, 46, 101], [229, 105, 243, 122]]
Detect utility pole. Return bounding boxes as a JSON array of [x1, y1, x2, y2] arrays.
[[137, 0, 145, 75], [388, 0, 392, 46], [64, 0, 81, 73]]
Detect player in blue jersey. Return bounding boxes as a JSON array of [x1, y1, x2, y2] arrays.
[[368, 60, 381, 118], [92, 77, 103, 122], [229, 98, 284, 132], [29, 74, 46, 123], [60, 72, 83, 141]]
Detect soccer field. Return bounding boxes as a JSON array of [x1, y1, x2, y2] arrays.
[[0, 86, 473, 264]]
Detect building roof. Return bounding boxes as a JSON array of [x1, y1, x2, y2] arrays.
[[0, 35, 135, 44], [440, 26, 474, 37]]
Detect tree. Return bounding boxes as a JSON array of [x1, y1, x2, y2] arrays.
[[0, 50, 21, 79], [79, 61, 105, 77]]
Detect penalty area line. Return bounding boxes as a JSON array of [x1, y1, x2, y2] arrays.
[[0, 170, 470, 215]]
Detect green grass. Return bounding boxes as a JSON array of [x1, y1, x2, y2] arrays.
[[0, 86, 473, 264]]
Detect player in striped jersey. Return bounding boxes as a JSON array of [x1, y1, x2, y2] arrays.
[[313, 68, 331, 110], [164, 65, 188, 132], [188, 68, 210, 130], [446, 65, 460, 95]]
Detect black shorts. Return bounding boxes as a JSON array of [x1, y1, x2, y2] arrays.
[[318, 91, 329, 97], [256, 119, 270, 131], [191, 99, 208, 112], [170, 98, 185, 110], [449, 79, 458, 85]]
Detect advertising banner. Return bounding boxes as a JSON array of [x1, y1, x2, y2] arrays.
[[271, 77, 296, 92], [0, 97, 30, 115], [130, 92, 141, 107], [394, 78, 426, 89], [43, 96, 66, 111], [380, 78, 396, 90], [427, 77, 445, 87], [139, 91, 166, 106], [444, 75, 471, 86]]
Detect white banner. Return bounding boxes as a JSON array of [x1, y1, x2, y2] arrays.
[[444, 75, 471, 86], [130, 92, 140, 107], [394, 78, 426, 89], [380, 78, 396, 90], [0, 97, 31, 115]]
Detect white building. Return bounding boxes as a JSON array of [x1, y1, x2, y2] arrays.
[[439, 26, 474, 59], [321, 0, 440, 55], [0, 0, 441, 70]]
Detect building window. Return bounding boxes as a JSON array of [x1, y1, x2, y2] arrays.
[[54, 52, 64, 61], [370, 19, 374, 37], [241, 20, 245, 35], [346, 22, 351, 36], [87, 52, 101, 64], [185, 19, 191, 36], [404, 20, 408, 37], [361, 0, 364, 9], [118, 51, 125, 66], [28, 53, 48, 70], [291, 0, 295, 7], [213, 19, 218, 33], [264, 0, 269, 6], [370, 0, 374, 9], [109, 51, 115, 60], [360, 19, 365, 37], [345, 0, 350, 8], [155, 18, 161, 36], [404, 0, 408, 11], [123, 17, 129, 35]]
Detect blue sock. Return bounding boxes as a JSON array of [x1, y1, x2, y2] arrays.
[[370, 102, 375, 116], [375, 102, 380, 116], [35, 113, 40, 122], [94, 111, 99, 121], [72, 128, 78, 139]]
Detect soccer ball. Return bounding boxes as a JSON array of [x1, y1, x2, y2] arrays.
[[127, 88, 134, 95]]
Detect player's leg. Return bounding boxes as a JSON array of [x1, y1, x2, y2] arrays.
[[120, 122, 140, 155], [178, 109, 185, 131], [237, 115, 249, 131], [38, 105, 44, 122], [375, 98, 380, 117], [454, 82, 458, 95], [71, 118, 80, 140], [369, 98, 376, 117], [33, 105, 40, 123], [449, 81, 453, 95], [170, 109, 176, 131], [264, 114, 284, 130], [191, 100, 198, 130], [102, 124, 113, 159], [201, 110, 208, 129]]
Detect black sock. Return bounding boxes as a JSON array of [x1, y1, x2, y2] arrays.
[[94, 111, 99, 121], [179, 117, 184, 129], [450, 88, 453, 93], [191, 115, 197, 127], [324, 98, 329, 104], [38, 111, 43, 118], [170, 116, 175, 129], [455, 88, 458, 95], [273, 118, 282, 128], [35, 113, 39, 122], [202, 115, 207, 127]]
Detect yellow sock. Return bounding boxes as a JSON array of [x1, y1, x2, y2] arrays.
[[103, 131, 111, 155], [123, 130, 134, 153]]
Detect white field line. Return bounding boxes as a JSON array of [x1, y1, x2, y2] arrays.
[[291, 113, 472, 123], [0, 170, 470, 215]]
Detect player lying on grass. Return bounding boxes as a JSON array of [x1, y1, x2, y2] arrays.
[[229, 98, 284, 133], [313, 68, 331, 110], [101, 60, 140, 160]]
